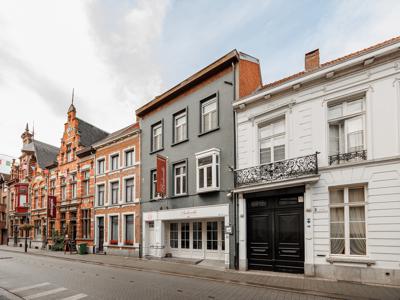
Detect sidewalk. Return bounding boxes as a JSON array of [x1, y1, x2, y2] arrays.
[[1, 245, 399, 300]]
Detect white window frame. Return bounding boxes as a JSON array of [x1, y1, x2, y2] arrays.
[[201, 96, 218, 133], [173, 162, 187, 196], [96, 157, 106, 175], [96, 183, 105, 206], [70, 173, 77, 199], [174, 110, 187, 143], [258, 117, 286, 165], [108, 214, 119, 245], [328, 98, 366, 156], [109, 179, 120, 205], [152, 122, 163, 152], [122, 212, 135, 246], [150, 170, 161, 200], [123, 175, 135, 203], [329, 185, 368, 257], [195, 148, 220, 193], [109, 152, 120, 171], [124, 147, 135, 167]]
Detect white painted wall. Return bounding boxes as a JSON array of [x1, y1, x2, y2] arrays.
[[236, 55, 400, 282]]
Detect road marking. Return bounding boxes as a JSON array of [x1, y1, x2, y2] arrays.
[[60, 293, 88, 300], [24, 287, 67, 299], [10, 282, 50, 293]]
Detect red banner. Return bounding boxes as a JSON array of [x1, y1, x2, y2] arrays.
[[48, 196, 57, 218], [156, 155, 167, 196]]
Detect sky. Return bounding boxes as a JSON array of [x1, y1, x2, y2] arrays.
[[1, 0, 400, 158]]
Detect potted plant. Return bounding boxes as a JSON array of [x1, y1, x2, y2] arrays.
[[109, 239, 118, 245], [125, 240, 133, 246]]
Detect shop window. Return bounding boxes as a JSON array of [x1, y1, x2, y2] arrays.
[[170, 223, 178, 249], [181, 222, 190, 249], [207, 221, 218, 250]]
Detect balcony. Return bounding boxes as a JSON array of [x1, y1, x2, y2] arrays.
[[234, 153, 319, 188], [329, 150, 367, 165]]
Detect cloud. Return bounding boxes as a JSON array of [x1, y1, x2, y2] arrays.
[[85, 0, 171, 107]]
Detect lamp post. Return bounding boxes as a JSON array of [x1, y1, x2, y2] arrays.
[[20, 224, 33, 253]]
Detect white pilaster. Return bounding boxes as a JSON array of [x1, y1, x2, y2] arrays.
[[304, 183, 315, 276], [238, 193, 247, 270]]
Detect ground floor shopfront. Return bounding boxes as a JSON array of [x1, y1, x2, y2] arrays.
[[142, 204, 230, 267], [30, 209, 47, 249]]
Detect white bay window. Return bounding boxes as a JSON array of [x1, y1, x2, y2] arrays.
[[196, 149, 220, 193]]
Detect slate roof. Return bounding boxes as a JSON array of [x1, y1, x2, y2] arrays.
[[22, 140, 59, 169], [76, 118, 109, 147], [92, 123, 139, 148]]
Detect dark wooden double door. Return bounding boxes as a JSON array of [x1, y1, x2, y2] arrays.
[[247, 189, 304, 273]]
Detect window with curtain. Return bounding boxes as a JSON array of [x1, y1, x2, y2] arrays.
[[258, 118, 285, 164], [193, 222, 202, 249], [329, 186, 366, 256], [201, 96, 218, 133], [125, 215, 134, 245], [110, 216, 118, 242], [328, 98, 365, 156], [181, 222, 190, 249]]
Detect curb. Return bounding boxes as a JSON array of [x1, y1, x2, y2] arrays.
[[0, 287, 23, 300], [0, 248, 386, 300]]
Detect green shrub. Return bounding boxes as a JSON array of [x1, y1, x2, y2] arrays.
[[51, 231, 64, 251]]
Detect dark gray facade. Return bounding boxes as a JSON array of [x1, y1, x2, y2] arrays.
[[140, 68, 236, 266]]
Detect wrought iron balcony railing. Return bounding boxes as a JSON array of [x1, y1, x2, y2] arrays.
[[328, 150, 367, 165], [234, 152, 319, 188]]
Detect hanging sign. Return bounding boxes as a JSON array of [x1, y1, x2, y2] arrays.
[[48, 196, 57, 218], [156, 155, 167, 196]]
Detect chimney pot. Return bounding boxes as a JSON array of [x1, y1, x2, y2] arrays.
[[305, 49, 320, 71]]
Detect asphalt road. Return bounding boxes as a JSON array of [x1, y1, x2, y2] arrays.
[[0, 250, 336, 300]]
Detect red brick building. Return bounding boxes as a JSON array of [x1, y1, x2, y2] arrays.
[[51, 103, 108, 252], [0, 173, 10, 244], [92, 123, 140, 256], [6, 125, 58, 248]]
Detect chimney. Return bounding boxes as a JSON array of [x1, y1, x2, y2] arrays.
[[305, 49, 320, 71]]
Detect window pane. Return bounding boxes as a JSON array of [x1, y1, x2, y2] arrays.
[[259, 124, 272, 139], [329, 189, 344, 204], [273, 119, 285, 135], [260, 147, 271, 164], [330, 207, 344, 221], [331, 239, 345, 254], [199, 156, 212, 166], [273, 145, 285, 161], [350, 222, 366, 238], [329, 124, 340, 155], [350, 239, 366, 255], [330, 223, 344, 238], [346, 99, 363, 115], [206, 166, 212, 187], [181, 223, 189, 249], [328, 104, 342, 120], [349, 188, 364, 203], [349, 206, 365, 221], [125, 215, 134, 242], [199, 168, 204, 188]]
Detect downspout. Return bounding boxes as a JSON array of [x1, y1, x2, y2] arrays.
[[232, 61, 239, 270]]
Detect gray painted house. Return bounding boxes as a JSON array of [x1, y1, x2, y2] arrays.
[[137, 50, 261, 268]]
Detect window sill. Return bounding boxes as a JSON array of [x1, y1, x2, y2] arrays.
[[150, 148, 164, 155], [198, 127, 220, 137], [170, 193, 188, 199], [326, 255, 375, 266], [197, 187, 220, 194], [171, 139, 189, 147]]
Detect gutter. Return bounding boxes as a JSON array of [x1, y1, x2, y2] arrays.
[[233, 41, 400, 108]]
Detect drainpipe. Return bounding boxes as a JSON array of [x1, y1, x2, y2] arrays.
[[232, 61, 239, 270]]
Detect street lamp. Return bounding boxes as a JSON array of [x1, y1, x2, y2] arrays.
[[19, 224, 33, 253]]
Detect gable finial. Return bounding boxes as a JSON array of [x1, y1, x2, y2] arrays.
[[32, 121, 35, 137], [25, 122, 29, 132]]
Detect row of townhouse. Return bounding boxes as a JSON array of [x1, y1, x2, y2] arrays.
[[2, 36, 400, 285], [4, 104, 141, 256]]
